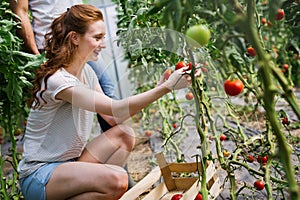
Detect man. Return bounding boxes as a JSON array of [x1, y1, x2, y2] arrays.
[[10, 0, 135, 188]]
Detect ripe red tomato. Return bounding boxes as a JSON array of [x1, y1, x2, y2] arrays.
[[172, 123, 177, 129], [247, 47, 256, 57], [194, 193, 202, 200], [164, 69, 172, 80], [185, 91, 194, 100], [171, 193, 183, 200], [282, 117, 290, 125], [187, 62, 193, 70], [175, 61, 187, 70], [283, 64, 289, 70], [247, 155, 254, 163], [254, 180, 265, 191], [261, 18, 267, 25], [145, 130, 152, 137], [257, 155, 268, 165], [275, 9, 285, 20], [186, 24, 211, 46], [224, 79, 244, 96], [220, 134, 227, 141]]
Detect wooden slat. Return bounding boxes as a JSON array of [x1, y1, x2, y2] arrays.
[[142, 182, 169, 200], [174, 178, 198, 190], [156, 152, 177, 191], [181, 177, 201, 200], [168, 162, 203, 173], [119, 166, 161, 200]]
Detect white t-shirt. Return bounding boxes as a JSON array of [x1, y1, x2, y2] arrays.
[[18, 64, 99, 178], [28, 0, 82, 50]]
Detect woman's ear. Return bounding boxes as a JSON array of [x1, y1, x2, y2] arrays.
[[70, 31, 80, 45]]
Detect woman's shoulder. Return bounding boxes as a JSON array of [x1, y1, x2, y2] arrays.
[[47, 68, 78, 88]]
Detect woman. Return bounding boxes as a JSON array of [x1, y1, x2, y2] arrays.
[[18, 4, 192, 200]]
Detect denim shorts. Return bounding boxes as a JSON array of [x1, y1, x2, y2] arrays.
[[19, 162, 65, 200]]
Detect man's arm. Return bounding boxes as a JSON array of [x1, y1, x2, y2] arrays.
[[10, 0, 40, 54]]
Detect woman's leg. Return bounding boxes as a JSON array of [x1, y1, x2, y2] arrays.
[[46, 162, 128, 200], [80, 124, 135, 167], [46, 124, 135, 200]]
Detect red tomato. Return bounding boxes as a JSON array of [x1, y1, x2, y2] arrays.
[[254, 180, 265, 191], [275, 9, 285, 20], [145, 130, 152, 137], [171, 193, 183, 200], [175, 61, 187, 70], [257, 155, 268, 165], [224, 79, 244, 96], [247, 155, 254, 163], [185, 91, 194, 100], [164, 69, 172, 80], [172, 123, 177, 129], [283, 64, 289, 70], [282, 117, 290, 125], [247, 47, 256, 57], [187, 62, 193, 70], [194, 193, 202, 200], [220, 134, 227, 141], [261, 18, 267, 25]]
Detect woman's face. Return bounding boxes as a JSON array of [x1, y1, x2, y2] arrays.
[[77, 20, 106, 62]]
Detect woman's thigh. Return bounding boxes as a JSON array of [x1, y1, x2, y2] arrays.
[[45, 161, 128, 200]]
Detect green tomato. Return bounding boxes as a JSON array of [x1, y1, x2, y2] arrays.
[[186, 25, 211, 46]]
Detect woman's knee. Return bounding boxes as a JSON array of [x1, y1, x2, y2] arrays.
[[98, 165, 128, 198], [108, 124, 135, 151]]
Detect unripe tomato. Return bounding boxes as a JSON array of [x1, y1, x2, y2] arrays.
[[185, 91, 194, 100], [223, 150, 230, 157], [194, 193, 202, 200], [224, 79, 244, 96], [275, 9, 285, 20], [14, 128, 22, 136], [175, 61, 186, 70], [171, 193, 183, 200], [220, 134, 227, 141], [186, 24, 211, 46], [247, 47, 256, 57], [254, 180, 265, 191]]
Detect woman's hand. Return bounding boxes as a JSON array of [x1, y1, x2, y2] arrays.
[[158, 67, 199, 90]]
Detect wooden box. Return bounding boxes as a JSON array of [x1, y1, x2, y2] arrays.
[[120, 152, 222, 200]]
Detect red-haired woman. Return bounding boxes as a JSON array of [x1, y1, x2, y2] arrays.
[[18, 4, 192, 200]]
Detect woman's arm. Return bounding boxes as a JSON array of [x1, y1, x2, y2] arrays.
[[56, 68, 190, 123], [10, 0, 40, 54]]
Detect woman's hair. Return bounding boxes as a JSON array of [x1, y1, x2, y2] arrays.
[[31, 4, 104, 109]]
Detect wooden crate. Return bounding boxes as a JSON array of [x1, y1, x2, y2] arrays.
[[121, 152, 222, 200]]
